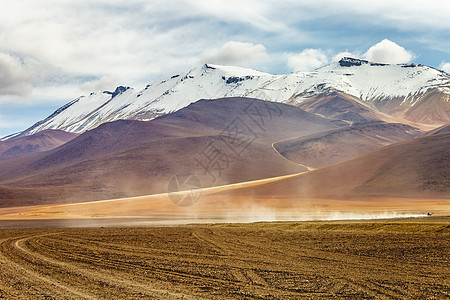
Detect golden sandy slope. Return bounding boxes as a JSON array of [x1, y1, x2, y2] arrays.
[[0, 170, 448, 222]]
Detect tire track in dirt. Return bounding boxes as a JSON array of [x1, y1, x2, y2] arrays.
[[191, 229, 234, 256], [190, 228, 347, 296], [245, 269, 268, 286], [0, 235, 94, 299], [189, 228, 416, 299], [0, 221, 448, 299], [53, 230, 277, 273], [35, 233, 305, 298], [38, 231, 312, 298], [53, 233, 226, 260], [191, 229, 363, 296], [10, 233, 197, 299], [57, 234, 253, 287], [27, 233, 275, 297], [33, 234, 237, 284]]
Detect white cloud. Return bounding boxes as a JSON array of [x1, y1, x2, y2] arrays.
[[0, 0, 447, 107], [363, 39, 414, 64], [286, 49, 328, 72], [80, 77, 118, 93], [286, 40, 415, 72], [276, 0, 450, 31], [200, 41, 268, 68], [0, 52, 34, 96], [439, 62, 450, 73], [188, 0, 287, 32]]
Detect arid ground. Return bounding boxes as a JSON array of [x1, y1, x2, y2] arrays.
[[0, 216, 448, 299]]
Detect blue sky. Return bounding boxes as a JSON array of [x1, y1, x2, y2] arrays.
[[0, 0, 449, 137]]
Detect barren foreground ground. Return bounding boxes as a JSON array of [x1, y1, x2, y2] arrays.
[[0, 217, 449, 299]]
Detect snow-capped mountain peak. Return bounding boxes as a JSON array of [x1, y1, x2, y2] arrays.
[[7, 58, 450, 139], [300, 57, 450, 103]]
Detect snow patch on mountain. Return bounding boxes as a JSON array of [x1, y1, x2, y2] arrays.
[[438, 86, 450, 95]]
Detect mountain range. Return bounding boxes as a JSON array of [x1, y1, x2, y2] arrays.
[[0, 57, 448, 219], [0, 98, 340, 207], [4, 57, 449, 140]]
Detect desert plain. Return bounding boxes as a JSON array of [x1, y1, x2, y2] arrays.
[[0, 216, 448, 299]]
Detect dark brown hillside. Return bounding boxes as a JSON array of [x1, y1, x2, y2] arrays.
[[274, 122, 421, 168], [0, 130, 77, 160], [296, 91, 388, 124], [0, 97, 340, 207], [222, 132, 450, 200]]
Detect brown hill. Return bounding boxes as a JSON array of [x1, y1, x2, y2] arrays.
[[424, 123, 450, 136], [401, 88, 450, 125], [370, 87, 450, 126], [295, 91, 389, 125], [220, 132, 450, 200], [0, 97, 340, 207], [0, 130, 77, 160], [274, 122, 421, 168]]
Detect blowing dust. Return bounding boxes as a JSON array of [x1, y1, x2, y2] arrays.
[[223, 203, 429, 223]]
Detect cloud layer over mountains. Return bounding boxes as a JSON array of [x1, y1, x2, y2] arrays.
[[0, 1, 448, 101]]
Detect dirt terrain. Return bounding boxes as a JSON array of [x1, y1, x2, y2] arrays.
[[0, 217, 448, 299]]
